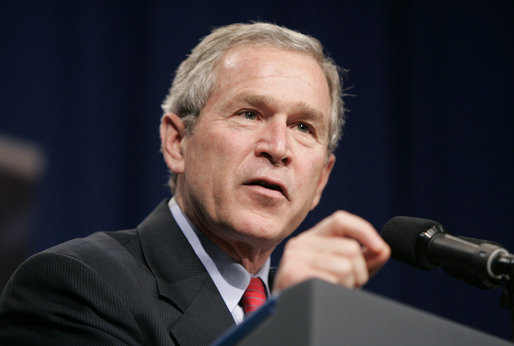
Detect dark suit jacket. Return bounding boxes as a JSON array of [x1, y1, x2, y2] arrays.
[[0, 200, 238, 345]]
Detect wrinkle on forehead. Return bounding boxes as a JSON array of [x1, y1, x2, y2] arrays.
[[218, 45, 327, 90]]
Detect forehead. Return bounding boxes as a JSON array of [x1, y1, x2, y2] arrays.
[[212, 44, 332, 117]]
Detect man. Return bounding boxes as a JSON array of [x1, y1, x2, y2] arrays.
[[0, 22, 390, 345]]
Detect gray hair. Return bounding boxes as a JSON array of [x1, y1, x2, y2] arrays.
[[161, 22, 345, 189]]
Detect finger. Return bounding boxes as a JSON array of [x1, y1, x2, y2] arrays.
[[310, 210, 388, 255], [285, 236, 369, 287], [273, 255, 341, 292], [294, 235, 369, 286], [364, 245, 391, 276], [278, 254, 355, 289], [351, 247, 369, 286], [294, 232, 363, 257], [305, 253, 369, 288]]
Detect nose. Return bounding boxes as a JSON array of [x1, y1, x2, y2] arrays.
[[255, 118, 292, 165]]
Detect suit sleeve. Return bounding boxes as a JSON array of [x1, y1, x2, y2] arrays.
[[0, 251, 141, 345]]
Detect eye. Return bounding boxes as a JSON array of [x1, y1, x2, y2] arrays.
[[241, 110, 257, 120], [296, 122, 312, 134]]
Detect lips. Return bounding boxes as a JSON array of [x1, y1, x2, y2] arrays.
[[245, 178, 288, 199]]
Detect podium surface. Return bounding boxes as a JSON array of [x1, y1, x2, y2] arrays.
[[217, 279, 511, 346]]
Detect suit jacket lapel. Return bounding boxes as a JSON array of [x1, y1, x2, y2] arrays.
[[137, 200, 235, 345]]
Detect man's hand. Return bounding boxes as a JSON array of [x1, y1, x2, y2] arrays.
[[273, 210, 390, 293]]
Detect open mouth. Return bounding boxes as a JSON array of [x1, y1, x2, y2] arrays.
[[246, 179, 287, 198]]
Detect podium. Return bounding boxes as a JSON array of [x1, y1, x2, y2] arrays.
[[215, 279, 511, 345]]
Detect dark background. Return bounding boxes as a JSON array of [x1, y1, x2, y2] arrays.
[[1, 0, 513, 340]]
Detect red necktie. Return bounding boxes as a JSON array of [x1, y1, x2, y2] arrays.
[[241, 277, 267, 316]]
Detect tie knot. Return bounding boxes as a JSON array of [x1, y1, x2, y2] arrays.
[[241, 277, 267, 316]]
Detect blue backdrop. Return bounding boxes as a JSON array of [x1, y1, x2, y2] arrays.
[[1, 0, 513, 340]]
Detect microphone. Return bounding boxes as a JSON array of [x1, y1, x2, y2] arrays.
[[382, 216, 513, 288]]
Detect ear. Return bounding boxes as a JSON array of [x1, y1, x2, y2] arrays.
[[160, 113, 186, 174], [310, 153, 335, 210]]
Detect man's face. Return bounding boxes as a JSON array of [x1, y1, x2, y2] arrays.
[[174, 45, 335, 250]]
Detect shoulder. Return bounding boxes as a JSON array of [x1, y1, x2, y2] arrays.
[[36, 229, 159, 299], [3, 228, 150, 302], [44, 229, 141, 268], [0, 229, 155, 344]]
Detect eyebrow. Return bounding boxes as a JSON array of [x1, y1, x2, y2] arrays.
[[218, 92, 275, 114], [221, 92, 327, 130]]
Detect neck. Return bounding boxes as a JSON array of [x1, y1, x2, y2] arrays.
[[174, 193, 274, 274], [205, 234, 273, 274]]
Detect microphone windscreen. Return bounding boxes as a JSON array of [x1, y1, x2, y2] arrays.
[[381, 216, 443, 269]]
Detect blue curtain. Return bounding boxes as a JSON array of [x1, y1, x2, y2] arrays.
[[1, 0, 513, 339]]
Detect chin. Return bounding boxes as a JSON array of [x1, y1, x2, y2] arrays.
[[229, 215, 292, 245]]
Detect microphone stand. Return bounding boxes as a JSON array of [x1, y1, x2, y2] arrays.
[[494, 256, 514, 341]]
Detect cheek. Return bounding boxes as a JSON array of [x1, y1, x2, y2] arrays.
[[187, 128, 245, 180], [295, 154, 326, 191], [188, 128, 223, 162]]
